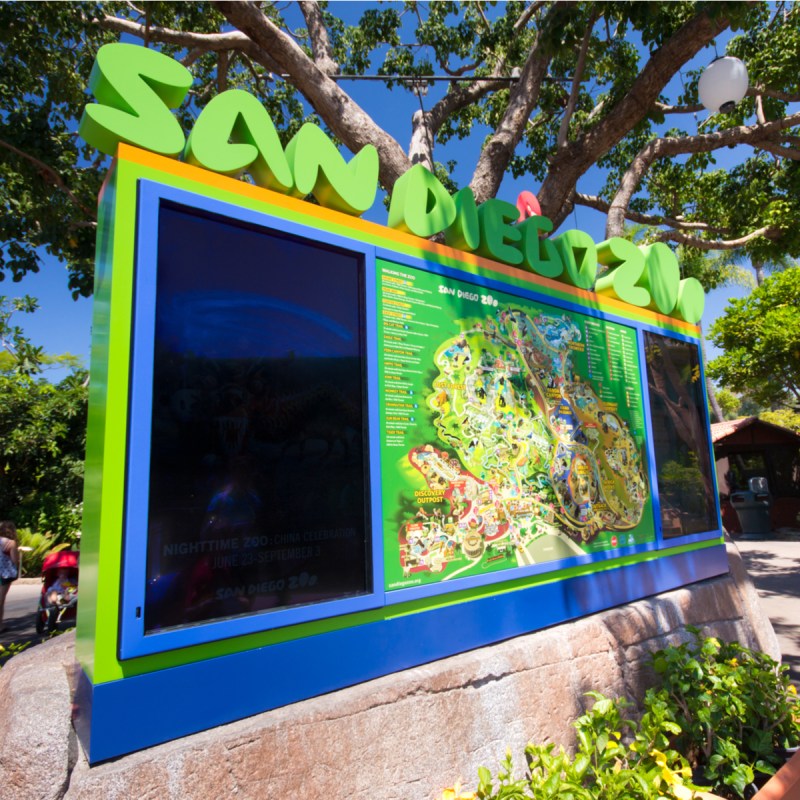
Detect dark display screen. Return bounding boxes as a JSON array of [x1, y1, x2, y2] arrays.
[[644, 332, 718, 538], [142, 202, 371, 632]]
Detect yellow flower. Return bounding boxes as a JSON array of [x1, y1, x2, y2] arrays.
[[439, 784, 476, 800], [651, 749, 668, 768], [789, 684, 797, 695]]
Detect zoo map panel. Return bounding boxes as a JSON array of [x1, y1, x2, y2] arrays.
[[377, 260, 654, 592]]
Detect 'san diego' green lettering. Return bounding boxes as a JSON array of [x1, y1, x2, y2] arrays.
[[444, 188, 481, 251], [518, 215, 563, 279], [476, 199, 523, 266], [388, 164, 456, 237], [285, 123, 379, 216], [79, 42, 706, 323], [553, 230, 597, 290]]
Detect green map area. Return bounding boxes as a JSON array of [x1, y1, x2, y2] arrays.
[[378, 261, 654, 592]]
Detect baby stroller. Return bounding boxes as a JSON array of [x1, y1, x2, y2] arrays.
[[35, 550, 79, 634]]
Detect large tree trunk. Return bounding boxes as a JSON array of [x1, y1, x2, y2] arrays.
[[537, 10, 728, 228]]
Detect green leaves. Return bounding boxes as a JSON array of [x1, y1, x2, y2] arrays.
[[0, 297, 87, 539], [708, 267, 800, 411], [473, 692, 698, 800], [464, 632, 799, 800], [647, 629, 800, 797]]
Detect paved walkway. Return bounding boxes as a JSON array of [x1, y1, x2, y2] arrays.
[[0, 579, 57, 665], [734, 535, 800, 685]]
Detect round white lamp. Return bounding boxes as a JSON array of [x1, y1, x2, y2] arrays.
[[698, 56, 749, 113]]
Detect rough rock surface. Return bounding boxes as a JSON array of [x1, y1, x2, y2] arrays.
[[0, 632, 78, 800], [0, 540, 781, 800]]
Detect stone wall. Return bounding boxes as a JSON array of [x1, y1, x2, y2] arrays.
[[0, 540, 779, 800]]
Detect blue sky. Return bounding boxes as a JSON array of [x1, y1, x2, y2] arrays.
[[2, 6, 766, 378]]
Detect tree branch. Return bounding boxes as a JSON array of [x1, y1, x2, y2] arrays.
[[217, 49, 229, 93], [215, 1, 411, 191], [573, 193, 730, 234], [753, 84, 800, 104], [468, 6, 554, 204], [0, 137, 96, 220], [98, 12, 284, 72], [538, 8, 730, 229], [655, 86, 800, 116], [654, 101, 705, 115], [557, 9, 598, 148], [606, 110, 800, 237], [753, 140, 800, 160], [513, 1, 546, 32], [410, 0, 549, 166], [408, 73, 515, 169], [755, 93, 767, 125], [654, 225, 782, 251], [298, 0, 338, 76]]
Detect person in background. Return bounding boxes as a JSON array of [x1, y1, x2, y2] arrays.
[[0, 521, 20, 633]]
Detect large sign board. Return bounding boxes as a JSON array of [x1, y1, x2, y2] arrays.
[[74, 80, 725, 760]]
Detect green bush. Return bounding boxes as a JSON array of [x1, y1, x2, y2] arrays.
[[15, 527, 69, 577], [649, 628, 800, 798], [459, 631, 800, 800], [474, 693, 695, 800]]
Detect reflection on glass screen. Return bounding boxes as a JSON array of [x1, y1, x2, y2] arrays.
[[644, 332, 717, 538], [142, 202, 370, 632]]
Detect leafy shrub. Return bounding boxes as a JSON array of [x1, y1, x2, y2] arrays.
[[649, 628, 800, 798], [15, 527, 68, 577], [446, 632, 800, 800], [0, 639, 31, 667], [471, 693, 695, 800]]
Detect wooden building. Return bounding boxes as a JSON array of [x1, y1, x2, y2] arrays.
[[711, 417, 800, 534]]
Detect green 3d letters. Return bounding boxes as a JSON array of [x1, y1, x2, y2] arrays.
[[673, 278, 705, 323], [476, 199, 523, 266], [444, 188, 481, 252], [78, 44, 707, 325], [518, 215, 563, 279], [183, 90, 294, 194], [595, 237, 650, 307], [285, 124, 379, 216], [79, 43, 192, 158], [388, 165, 456, 237], [640, 243, 680, 315], [553, 230, 597, 290]]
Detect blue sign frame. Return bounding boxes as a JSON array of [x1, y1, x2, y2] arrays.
[[119, 181, 386, 659]]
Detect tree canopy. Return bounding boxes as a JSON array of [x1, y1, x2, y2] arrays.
[[707, 267, 800, 412], [0, 298, 87, 539], [1, 1, 799, 298]]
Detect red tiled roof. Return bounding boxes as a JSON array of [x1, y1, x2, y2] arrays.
[[710, 415, 800, 443], [710, 416, 757, 443]]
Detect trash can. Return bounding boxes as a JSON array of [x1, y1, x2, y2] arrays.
[[730, 476, 772, 538]]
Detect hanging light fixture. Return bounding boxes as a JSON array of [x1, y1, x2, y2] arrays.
[[698, 55, 749, 114]]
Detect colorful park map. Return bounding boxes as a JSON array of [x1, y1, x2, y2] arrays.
[[379, 263, 653, 590]]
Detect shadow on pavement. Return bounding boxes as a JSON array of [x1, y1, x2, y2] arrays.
[[735, 537, 800, 686]]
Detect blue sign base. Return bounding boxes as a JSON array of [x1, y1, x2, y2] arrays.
[[75, 542, 728, 763]]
